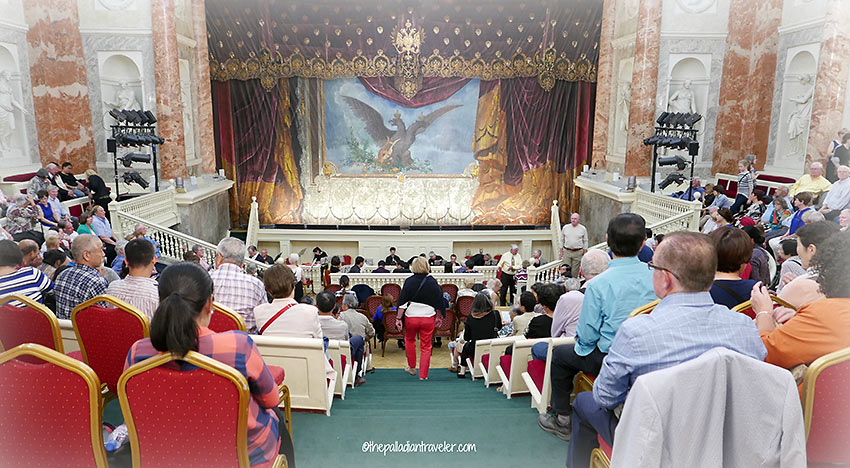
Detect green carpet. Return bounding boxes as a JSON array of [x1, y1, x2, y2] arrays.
[[290, 369, 568, 468]]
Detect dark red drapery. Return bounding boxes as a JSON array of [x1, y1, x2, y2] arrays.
[[358, 77, 471, 108]]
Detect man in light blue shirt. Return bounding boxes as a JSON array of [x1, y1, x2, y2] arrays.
[[90, 205, 118, 265], [539, 213, 657, 440], [565, 232, 767, 467]]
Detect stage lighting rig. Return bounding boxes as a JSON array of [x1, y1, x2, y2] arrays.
[[107, 108, 164, 193], [643, 111, 702, 193]]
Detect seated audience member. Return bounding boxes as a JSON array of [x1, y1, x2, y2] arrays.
[[700, 206, 720, 234], [189, 244, 210, 270], [753, 231, 850, 371], [0, 239, 53, 303], [540, 213, 657, 440], [111, 240, 128, 276], [708, 226, 757, 309], [183, 250, 200, 263], [427, 251, 444, 266], [335, 275, 358, 304], [76, 210, 96, 235], [329, 255, 341, 273], [818, 164, 850, 220], [37, 236, 59, 277], [455, 293, 500, 377], [130, 224, 161, 259], [562, 232, 767, 465], [674, 177, 705, 201], [209, 237, 268, 334], [393, 260, 411, 273], [46, 186, 70, 222], [90, 205, 117, 264], [257, 248, 274, 264], [315, 290, 350, 341], [525, 283, 561, 339], [373, 260, 390, 273], [247, 245, 260, 262], [339, 294, 374, 385], [716, 207, 735, 227], [742, 225, 771, 287], [551, 250, 610, 339], [840, 208, 850, 231], [707, 185, 732, 210], [482, 278, 501, 306], [384, 247, 402, 266], [514, 259, 531, 286], [53, 234, 108, 319], [803, 210, 825, 224], [776, 238, 805, 292], [56, 220, 77, 251], [19, 239, 50, 279], [457, 277, 477, 298], [500, 291, 540, 337], [768, 192, 816, 257], [738, 189, 767, 223], [58, 162, 88, 197], [6, 194, 43, 244], [34, 190, 58, 228], [776, 221, 841, 309], [27, 168, 50, 197], [105, 238, 158, 320], [763, 197, 792, 233], [254, 264, 323, 339], [43, 249, 69, 276], [349, 256, 365, 273], [99, 265, 119, 284], [467, 252, 491, 267], [125, 262, 293, 467], [444, 253, 461, 273], [372, 295, 395, 342], [790, 161, 832, 199]]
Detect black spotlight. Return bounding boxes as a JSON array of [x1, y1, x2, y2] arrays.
[[658, 155, 688, 170], [118, 152, 152, 167]]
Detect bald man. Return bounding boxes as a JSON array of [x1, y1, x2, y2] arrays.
[[53, 234, 107, 319]]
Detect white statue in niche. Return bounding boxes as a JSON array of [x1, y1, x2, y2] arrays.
[[616, 81, 631, 131], [0, 70, 28, 153], [106, 81, 140, 110], [787, 74, 815, 154], [668, 80, 697, 114]]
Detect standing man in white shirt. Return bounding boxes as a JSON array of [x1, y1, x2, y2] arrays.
[[561, 213, 588, 278], [496, 244, 522, 306]]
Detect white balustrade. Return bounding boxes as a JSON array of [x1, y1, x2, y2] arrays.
[[328, 273, 484, 292], [109, 188, 180, 233], [526, 259, 564, 285]]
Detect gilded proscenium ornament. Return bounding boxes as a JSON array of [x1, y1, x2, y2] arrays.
[[391, 19, 425, 99]]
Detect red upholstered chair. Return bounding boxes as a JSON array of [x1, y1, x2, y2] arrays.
[[433, 309, 456, 341], [342, 255, 352, 265], [118, 351, 287, 468], [0, 343, 108, 468], [380, 283, 401, 304], [381, 310, 405, 357], [72, 295, 149, 401], [455, 295, 474, 336], [0, 294, 66, 356], [440, 283, 458, 304], [364, 295, 383, 319], [208, 302, 247, 333], [590, 435, 613, 468], [325, 284, 341, 294], [802, 346, 850, 467]]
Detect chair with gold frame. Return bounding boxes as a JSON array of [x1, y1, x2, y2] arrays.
[[589, 435, 613, 468], [209, 302, 247, 333], [118, 350, 288, 468], [628, 298, 661, 318], [732, 294, 796, 319], [0, 343, 109, 467], [801, 346, 850, 466], [0, 294, 66, 354], [72, 295, 149, 402]]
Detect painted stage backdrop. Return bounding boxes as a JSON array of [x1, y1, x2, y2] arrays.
[[324, 79, 478, 176]]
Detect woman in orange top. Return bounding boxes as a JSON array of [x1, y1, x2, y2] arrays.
[[752, 231, 850, 369]]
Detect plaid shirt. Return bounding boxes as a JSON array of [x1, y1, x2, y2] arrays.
[[53, 263, 108, 319], [125, 327, 280, 466], [209, 263, 267, 333], [592, 292, 767, 409]]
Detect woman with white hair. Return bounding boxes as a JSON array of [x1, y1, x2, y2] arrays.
[[840, 209, 850, 231], [5, 193, 43, 244], [285, 252, 304, 301]]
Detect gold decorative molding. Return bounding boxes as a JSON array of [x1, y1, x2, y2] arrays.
[[210, 46, 597, 92]]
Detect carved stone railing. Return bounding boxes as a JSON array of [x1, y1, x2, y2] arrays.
[[589, 201, 702, 252], [526, 259, 564, 284], [329, 273, 484, 291], [632, 187, 701, 229], [109, 187, 180, 230]]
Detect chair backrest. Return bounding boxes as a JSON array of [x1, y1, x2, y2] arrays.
[[382, 310, 404, 337], [72, 295, 149, 393], [440, 283, 458, 303], [342, 255, 352, 265], [0, 343, 108, 468], [325, 284, 341, 294], [802, 346, 850, 465], [380, 283, 401, 303], [118, 351, 251, 468], [364, 295, 383, 318], [628, 298, 661, 318], [0, 294, 64, 354], [456, 295, 474, 320], [732, 294, 796, 320], [433, 309, 456, 337], [251, 335, 335, 414], [208, 302, 247, 333]]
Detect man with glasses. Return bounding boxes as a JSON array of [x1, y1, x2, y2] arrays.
[[539, 213, 656, 440], [563, 232, 767, 467]]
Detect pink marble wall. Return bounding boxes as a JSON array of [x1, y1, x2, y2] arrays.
[[624, 0, 662, 177], [152, 0, 187, 179], [589, 0, 617, 170], [713, 0, 782, 175], [193, 0, 216, 174], [805, 0, 850, 169], [23, 0, 96, 170]]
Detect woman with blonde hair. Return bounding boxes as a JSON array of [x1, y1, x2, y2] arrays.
[[395, 256, 445, 380]]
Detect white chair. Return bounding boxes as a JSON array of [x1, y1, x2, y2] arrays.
[[58, 318, 80, 354], [479, 336, 523, 387], [522, 337, 576, 414], [252, 335, 336, 416], [327, 340, 351, 399], [498, 337, 550, 398], [465, 339, 491, 380]]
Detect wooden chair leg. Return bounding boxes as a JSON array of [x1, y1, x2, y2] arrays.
[[381, 335, 386, 357]]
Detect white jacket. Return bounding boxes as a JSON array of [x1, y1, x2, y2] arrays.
[[611, 347, 806, 468]]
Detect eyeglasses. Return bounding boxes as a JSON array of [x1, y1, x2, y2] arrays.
[[647, 262, 680, 279]]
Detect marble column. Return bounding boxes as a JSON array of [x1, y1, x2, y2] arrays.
[[152, 0, 187, 179], [712, 0, 782, 174], [623, 0, 662, 178], [589, 0, 616, 170], [805, 0, 850, 168], [23, 0, 95, 170], [193, 0, 216, 173]]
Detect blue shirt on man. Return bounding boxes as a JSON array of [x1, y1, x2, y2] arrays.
[[592, 291, 767, 409], [574, 256, 656, 357]]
